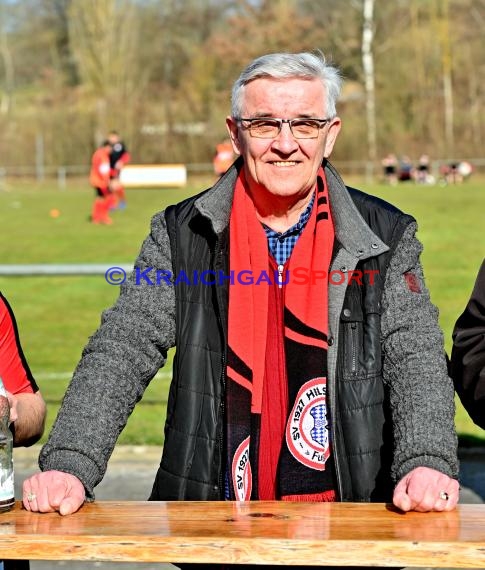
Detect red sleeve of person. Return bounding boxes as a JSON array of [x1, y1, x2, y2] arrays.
[[0, 293, 38, 395]]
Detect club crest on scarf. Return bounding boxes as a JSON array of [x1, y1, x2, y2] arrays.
[[285, 377, 330, 471], [232, 436, 253, 501]]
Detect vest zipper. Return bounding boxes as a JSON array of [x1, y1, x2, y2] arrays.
[[217, 351, 226, 498], [214, 238, 227, 500], [351, 322, 358, 373], [277, 264, 285, 288], [330, 349, 344, 500], [328, 250, 345, 501]]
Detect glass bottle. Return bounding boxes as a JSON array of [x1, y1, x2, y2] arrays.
[[0, 378, 14, 512]]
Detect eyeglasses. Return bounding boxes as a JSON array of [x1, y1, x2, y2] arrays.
[[237, 117, 330, 139]]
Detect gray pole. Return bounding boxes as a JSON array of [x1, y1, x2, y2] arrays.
[[35, 133, 45, 182]]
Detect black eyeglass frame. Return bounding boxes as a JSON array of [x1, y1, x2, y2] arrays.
[[236, 117, 331, 139]]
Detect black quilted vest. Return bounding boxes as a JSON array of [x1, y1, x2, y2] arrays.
[[149, 187, 414, 502]]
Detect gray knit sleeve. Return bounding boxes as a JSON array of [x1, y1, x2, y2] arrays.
[[39, 211, 176, 498], [381, 222, 459, 482]]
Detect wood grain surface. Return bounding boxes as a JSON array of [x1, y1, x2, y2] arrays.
[[1, 501, 484, 567]]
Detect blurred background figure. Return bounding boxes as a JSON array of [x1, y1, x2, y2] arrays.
[[415, 154, 433, 184], [440, 161, 473, 185], [89, 140, 113, 225], [440, 162, 460, 185], [398, 155, 414, 182], [213, 138, 236, 178], [381, 153, 398, 185], [108, 130, 131, 210]]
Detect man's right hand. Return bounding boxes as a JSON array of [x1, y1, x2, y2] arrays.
[[22, 470, 86, 515]]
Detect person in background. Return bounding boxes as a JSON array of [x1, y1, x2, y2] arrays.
[[415, 154, 432, 184], [439, 162, 473, 185], [108, 130, 131, 210], [450, 259, 485, 429], [381, 153, 398, 185], [89, 140, 113, 225], [0, 292, 46, 570], [213, 138, 236, 178], [398, 155, 414, 182], [23, 52, 459, 552], [0, 292, 46, 446]]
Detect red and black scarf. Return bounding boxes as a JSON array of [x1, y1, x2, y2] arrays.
[[226, 168, 336, 501]]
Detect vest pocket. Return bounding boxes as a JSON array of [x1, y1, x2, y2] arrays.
[[340, 305, 382, 378], [341, 319, 363, 377], [340, 304, 364, 378]]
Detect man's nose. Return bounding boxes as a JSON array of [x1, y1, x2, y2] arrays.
[[272, 122, 299, 152]]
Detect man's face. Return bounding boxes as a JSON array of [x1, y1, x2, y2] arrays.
[[226, 77, 341, 203]]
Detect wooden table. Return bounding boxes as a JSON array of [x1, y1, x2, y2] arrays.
[[1, 501, 485, 567]]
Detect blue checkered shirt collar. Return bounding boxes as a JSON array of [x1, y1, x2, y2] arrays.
[[263, 191, 315, 266]]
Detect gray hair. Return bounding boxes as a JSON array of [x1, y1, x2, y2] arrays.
[[231, 51, 343, 119]]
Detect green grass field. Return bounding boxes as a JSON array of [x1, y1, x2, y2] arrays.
[[1, 174, 484, 445]]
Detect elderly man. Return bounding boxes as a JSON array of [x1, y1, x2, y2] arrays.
[[23, 52, 458, 520]]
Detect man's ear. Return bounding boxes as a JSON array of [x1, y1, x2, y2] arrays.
[[323, 117, 342, 158], [226, 117, 241, 155]]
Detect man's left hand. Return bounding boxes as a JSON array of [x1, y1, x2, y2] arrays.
[[393, 466, 459, 512]]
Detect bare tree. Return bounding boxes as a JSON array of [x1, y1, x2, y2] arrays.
[[0, 1, 15, 115], [433, 0, 454, 156], [362, 0, 376, 179], [68, 0, 146, 143]]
